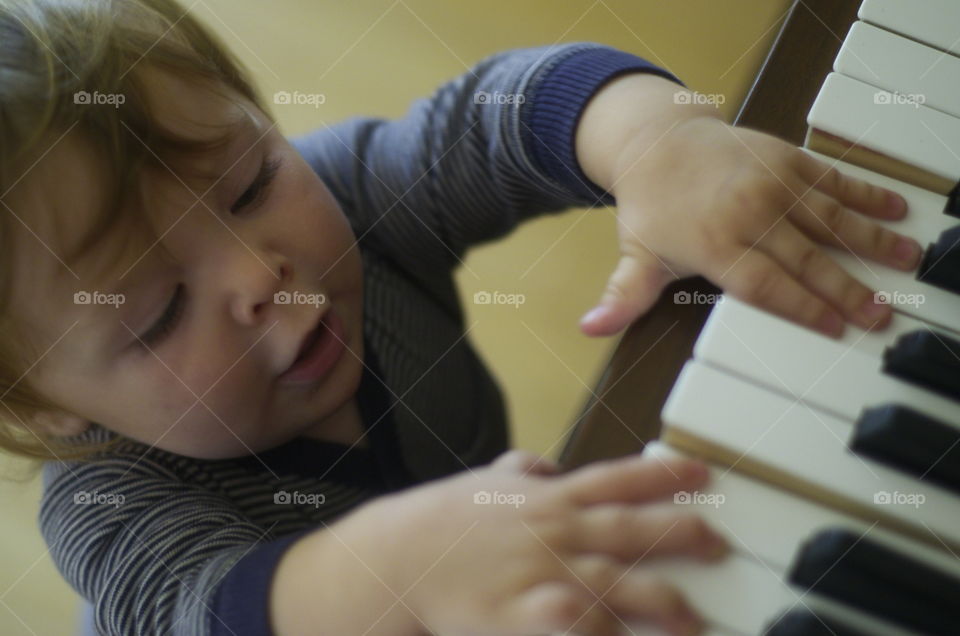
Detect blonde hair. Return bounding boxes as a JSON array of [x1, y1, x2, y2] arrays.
[[0, 0, 273, 463]]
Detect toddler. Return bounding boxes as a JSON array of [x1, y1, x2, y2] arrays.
[[0, 0, 920, 634]]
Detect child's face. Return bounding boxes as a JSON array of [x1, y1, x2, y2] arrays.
[[5, 67, 366, 459]]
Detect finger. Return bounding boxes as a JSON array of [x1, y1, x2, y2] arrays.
[[604, 570, 704, 636], [569, 506, 728, 562], [757, 221, 893, 331], [580, 242, 671, 337], [491, 449, 561, 477], [560, 454, 709, 507], [794, 151, 907, 220], [566, 555, 635, 633], [789, 188, 922, 271], [570, 556, 703, 636], [567, 602, 624, 636], [507, 581, 623, 636], [711, 246, 847, 338]]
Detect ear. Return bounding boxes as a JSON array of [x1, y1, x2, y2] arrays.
[[31, 410, 91, 437]]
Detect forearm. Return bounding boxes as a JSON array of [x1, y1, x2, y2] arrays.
[[269, 510, 423, 636], [575, 73, 724, 194]]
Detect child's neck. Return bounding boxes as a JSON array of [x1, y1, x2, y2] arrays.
[[299, 397, 368, 449]]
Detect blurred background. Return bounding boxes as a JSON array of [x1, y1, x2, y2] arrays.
[[0, 0, 791, 632]]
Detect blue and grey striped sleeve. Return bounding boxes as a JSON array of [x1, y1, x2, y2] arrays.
[[290, 42, 682, 283], [38, 455, 370, 636]]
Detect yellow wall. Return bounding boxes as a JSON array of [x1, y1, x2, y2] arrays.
[[0, 1, 791, 632]]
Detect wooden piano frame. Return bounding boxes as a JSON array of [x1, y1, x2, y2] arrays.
[[559, 0, 862, 470]]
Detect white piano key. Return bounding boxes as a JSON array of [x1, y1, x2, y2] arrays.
[[629, 554, 797, 636], [859, 0, 960, 57], [660, 361, 960, 551], [836, 307, 957, 358], [793, 151, 960, 331], [835, 21, 960, 120], [806, 72, 960, 192], [827, 246, 960, 337], [644, 442, 960, 580], [800, 149, 954, 233], [627, 553, 911, 636], [693, 295, 960, 431], [621, 443, 948, 636]]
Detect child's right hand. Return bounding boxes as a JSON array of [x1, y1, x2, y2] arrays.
[[352, 450, 726, 636]]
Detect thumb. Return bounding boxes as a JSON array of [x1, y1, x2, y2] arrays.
[[579, 248, 670, 337]]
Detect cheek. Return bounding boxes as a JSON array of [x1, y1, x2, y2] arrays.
[[123, 357, 270, 455], [277, 162, 360, 267]]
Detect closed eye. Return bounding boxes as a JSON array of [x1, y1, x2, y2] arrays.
[[132, 156, 283, 350], [231, 155, 282, 213], [137, 283, 185, 348]]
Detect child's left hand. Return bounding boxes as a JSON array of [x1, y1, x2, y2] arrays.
[[574, 75, 923, 340]]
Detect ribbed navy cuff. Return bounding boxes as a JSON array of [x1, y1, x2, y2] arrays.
[[526, 47, 684, 205], [210, 529, 313, 636]]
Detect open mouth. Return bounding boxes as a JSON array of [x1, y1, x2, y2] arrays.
[[293, 316, 327, 364], [279, 308, 346, 385]]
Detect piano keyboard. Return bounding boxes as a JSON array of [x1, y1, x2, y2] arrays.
[[639, 3, 960, 634], [806, 0, 960, 201], [806, 72, 960, 196], [835, 21, 960, 121]]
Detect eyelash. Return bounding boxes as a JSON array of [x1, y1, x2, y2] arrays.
[[136, 155, 283, 349], [139, 283, 186, 347], [231, 157, 282, 213]]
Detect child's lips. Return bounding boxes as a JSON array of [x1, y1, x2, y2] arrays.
[[282, 309, 328, 373], [278, 307, 346, 385], [292, 315, 326, 364]]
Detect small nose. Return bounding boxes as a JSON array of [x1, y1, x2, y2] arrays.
[[231, 258, 291, 326]]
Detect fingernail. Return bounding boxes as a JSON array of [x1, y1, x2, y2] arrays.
[[684, 460, 709, 480], [817, 311, 844, 337], [893, 237, 920, 267], [858, 296, 890, 325], [580, 305, 607, 326], [886, 190, 906, 213]]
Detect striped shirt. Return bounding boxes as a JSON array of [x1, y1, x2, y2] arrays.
[[38, 42, 679, 635]]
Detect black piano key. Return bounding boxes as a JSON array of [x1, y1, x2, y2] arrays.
[[852, 404, 960, 493], [919, 224, 960, 293], [764, 608, 870, 636], [788, 528, 960, 633], [947, 181, 960, 219], [883, 329, 960, 401]]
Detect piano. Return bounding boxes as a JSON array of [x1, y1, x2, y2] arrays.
[[559, 1, 960, 633]]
